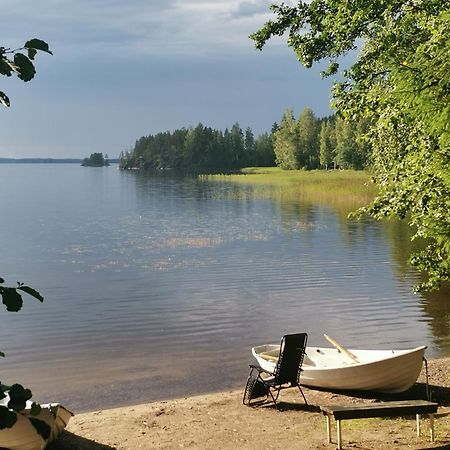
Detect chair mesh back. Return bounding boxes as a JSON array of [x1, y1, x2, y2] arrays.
[[274, 333, 308, 385]]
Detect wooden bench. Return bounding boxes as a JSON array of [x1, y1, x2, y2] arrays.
[[320, 400, 439, 449]]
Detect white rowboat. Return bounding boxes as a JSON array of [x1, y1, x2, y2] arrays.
[[0, 398, 73, 450], [252, 343, 426, 393]]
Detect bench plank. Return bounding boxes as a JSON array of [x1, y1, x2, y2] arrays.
[[321, 400, 438, 421], [320, 401, 438, 449]]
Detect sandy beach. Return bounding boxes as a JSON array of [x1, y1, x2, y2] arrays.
[[47, 358, 450, 450]]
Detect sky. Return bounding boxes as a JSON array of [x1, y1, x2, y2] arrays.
[[0, 0, 336, 158]]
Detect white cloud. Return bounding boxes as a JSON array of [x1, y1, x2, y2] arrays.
[[1, 0, 277, 57], [230, 1, 271, 18], [1, 0, 334, 160]]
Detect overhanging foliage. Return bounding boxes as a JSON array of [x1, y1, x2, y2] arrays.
[[252, 0, 450, 291]]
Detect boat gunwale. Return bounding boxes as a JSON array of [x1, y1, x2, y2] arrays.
[[252, 345, 427, 371]]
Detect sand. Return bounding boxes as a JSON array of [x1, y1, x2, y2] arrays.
[[49, 359, 450, 450]]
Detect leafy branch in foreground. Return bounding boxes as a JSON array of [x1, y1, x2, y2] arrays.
[[0, 278, 44, 313], [0, 38, 52, 107], [0, 36, 51, 435], [0, 277, 48, 436]]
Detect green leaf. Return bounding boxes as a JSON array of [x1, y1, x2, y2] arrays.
[[0, 277, 4, 284], [1, 288, 23, 312], [29, 417, 51, 440], [0, 58, 13, 76], [27, 48, 37, 60], [0, 351, 5, 357], [0, 383, 11, 393], [30, 402, 41, 416], [0, 91, 10, 107], [13, 53, 36, 82], [0, 406, 18, 429], [7, 384, 32, 412], [18, 286, 44, 302], [24, 39, 53, 55]]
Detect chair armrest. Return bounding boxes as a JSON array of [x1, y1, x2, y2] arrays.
[[249, 364, 273, 375]]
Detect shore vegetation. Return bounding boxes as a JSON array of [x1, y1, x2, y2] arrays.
[[202, 168, 377, 211], [119, 111, 369, 173], [252, 0, 450, 292]]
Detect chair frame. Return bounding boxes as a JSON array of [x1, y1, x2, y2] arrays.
[[243, 332, 308, 410]]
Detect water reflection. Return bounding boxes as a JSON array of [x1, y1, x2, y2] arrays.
[[208, 178, 447, 352], [0, 166, 448, 411], [420, 284, 450, 354]]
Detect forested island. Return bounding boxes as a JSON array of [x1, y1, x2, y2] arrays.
[[119, 109, 369, 172], [82, 152, 110, 167]]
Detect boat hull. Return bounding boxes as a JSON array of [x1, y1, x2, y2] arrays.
[[0, 401, 73, 450], [252, 345, 426, 394]]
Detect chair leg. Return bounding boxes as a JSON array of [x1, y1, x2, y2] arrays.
[[243, 367, 255, 405], [273, 386, 281, 402], [267, 387, 280, 411], [298, 385, 308, 405], [243, 368, 270, 407], [243, 381, 250, 405]]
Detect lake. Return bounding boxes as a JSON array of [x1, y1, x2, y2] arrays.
[[0, 164, 448, 411]]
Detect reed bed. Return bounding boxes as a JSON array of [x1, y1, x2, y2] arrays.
[[201, 168, 377, 211]]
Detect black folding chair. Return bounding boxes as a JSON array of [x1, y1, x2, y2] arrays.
[[243, 333, 308, 410]]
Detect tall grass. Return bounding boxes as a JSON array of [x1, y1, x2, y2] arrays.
[[201, 168, 377, 211]]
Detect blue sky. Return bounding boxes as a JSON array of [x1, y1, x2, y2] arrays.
[[0, 0, 335, 158]]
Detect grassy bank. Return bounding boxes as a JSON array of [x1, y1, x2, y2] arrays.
[[201, 168, 377, 211]]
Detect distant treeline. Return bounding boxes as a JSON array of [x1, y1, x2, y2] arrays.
[[119, 108, 371, 172], [0, 158, 83, 164], [119, 123, 275, 171], [0, 158, 119, 164], [275, 109, 370, 170]]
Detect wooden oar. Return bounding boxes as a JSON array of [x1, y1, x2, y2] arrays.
[[259, 352, 278, 361], [324, 334, 359, 363]]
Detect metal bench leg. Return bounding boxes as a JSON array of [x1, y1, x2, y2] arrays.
[[337, 420, 342, 450], [325, 415, 331, 443], [415, 413, 435, 442], [429, 414, 435, 442]]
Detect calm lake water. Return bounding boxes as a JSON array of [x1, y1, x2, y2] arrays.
[[0, 164, 448, 411]]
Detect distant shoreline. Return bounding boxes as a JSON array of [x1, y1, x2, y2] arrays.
[[0, 158, 118, 164]]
